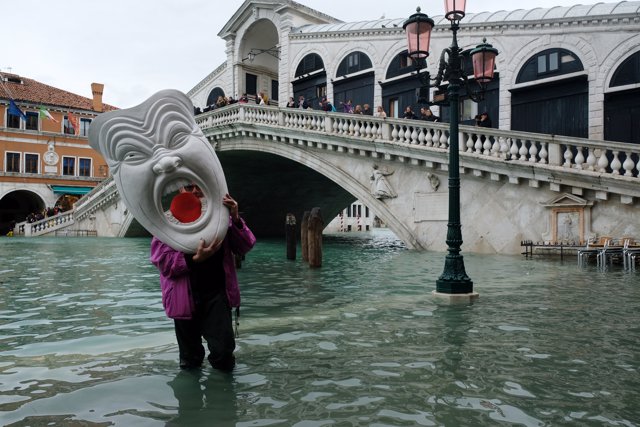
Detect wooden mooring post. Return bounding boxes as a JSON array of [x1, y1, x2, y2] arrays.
[[307, 207, 323, 268], [285, 213, 296, 260], [301, 211, 310, 262]]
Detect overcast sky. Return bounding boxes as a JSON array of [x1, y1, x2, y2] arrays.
[[2, 0, 621, 108]]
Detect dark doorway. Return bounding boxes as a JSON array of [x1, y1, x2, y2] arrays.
[[605, 88, 640, 144], [511, 76, 588, 138], [381, 77, 420, 119], [333, 51, 374, 109], [293, 73, 326, 110], [605, 52, 640, 144], [333, 72, 374, 110], [440, 78, 500, 127], [271, 80, 279, 102], [293, 53, 327, 109], [246, 73, 257, 97]]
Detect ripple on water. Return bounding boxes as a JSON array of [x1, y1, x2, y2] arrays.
[[1, 236, 639, 426]]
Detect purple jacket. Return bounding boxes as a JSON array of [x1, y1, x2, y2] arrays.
[[150, 217, 256, 319]]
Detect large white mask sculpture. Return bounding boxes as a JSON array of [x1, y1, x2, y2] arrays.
[[89, 89, 228, 253]]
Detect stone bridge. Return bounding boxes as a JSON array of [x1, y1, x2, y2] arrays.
[[34, 103, 639, 254]]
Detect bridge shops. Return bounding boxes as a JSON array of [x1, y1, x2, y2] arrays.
[[188, 1, 640, 145], [179, 0, 640, 254], [194, 103, 640, 254]]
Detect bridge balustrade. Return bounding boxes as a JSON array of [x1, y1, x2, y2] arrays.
[[14, 210, 75, 236], [73, 177, 119, 222], [196, 103, 640, 185]]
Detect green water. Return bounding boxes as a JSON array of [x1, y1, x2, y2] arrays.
[[0, 231, 639, 426]]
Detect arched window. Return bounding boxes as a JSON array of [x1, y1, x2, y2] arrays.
[[610, 51, 640, 87], [206, 87, 225, 107], [516, 49, 583, 84], [336, 51, 373, 77], [385, 51, 426, 79], [295, 53, 325, 78]]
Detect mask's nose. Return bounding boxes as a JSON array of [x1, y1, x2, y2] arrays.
[[152, 155, 182, 174]]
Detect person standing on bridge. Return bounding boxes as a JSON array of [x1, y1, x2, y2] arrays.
[[150, 187, 256, 372], [477, 111, 492, 128], [298, 95, 309, 109], [375, 105, 387, 118]]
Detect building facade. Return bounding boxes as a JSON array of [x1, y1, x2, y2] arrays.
[[188, 0, 640, 144], [0, 73, 114, 234], [324, 201, 378, 233], [185, 0, 639, 237]]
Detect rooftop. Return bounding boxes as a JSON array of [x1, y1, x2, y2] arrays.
[[292, 1, 640, 33], [0, 72, 117, 112]]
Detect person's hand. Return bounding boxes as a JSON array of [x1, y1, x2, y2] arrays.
[[223, 194, 240, 223], [192, 238, 223, 262]]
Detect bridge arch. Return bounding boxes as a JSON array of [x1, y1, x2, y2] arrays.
[[214, 138, 422, 249], [236, 18, 280, 100], [0, 189, 46, 234]]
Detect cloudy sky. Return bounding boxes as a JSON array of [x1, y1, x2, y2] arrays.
[[2, 0, 621, 108]]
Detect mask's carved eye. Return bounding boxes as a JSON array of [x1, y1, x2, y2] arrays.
[[166, 122, 196, 149], [124, 150, 147, 163], [168, 131, 190, 149], [115, 140, 151, 164]]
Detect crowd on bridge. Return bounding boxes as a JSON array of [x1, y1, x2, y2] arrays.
[[195, 92, 493, 129], [285, 95, 394, 119], [24, 205, 67, 224], [194, 92, 273, 115]]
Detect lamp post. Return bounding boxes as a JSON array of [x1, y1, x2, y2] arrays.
[[404, 2, 498, 297]]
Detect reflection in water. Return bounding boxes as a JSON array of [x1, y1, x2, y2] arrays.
[[0, 232, 639, 426], [166, 369, 237, 426]]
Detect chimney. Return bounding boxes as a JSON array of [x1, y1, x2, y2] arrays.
[[91, 82, 104, 112]]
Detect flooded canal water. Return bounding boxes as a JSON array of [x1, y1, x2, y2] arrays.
[[1, 231, 639, 426]]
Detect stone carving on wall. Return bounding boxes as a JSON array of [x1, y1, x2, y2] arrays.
[[89, 89, 229, 254], [43, 141, 59, 166], [540, 193, 594, 244], [370, 164, 397, 199], [426, 173, 440, 192]]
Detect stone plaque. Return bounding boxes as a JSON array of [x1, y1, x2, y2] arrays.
[[414, 192, 448, 222]]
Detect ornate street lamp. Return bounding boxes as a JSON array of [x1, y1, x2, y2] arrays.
[[404, 4, 498, 298]]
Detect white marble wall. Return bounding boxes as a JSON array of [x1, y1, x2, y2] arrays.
[[189, 2, 640, 142]]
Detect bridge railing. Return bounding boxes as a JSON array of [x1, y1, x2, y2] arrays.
[[196, 103, 639, 179], [73, 176, 119, 222], [14, 210, 75, 236]]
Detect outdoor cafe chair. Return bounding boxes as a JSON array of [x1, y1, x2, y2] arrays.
[[622, 238, 640, 271], [597, 238, 625, 269], [578, 236, 610, 267]]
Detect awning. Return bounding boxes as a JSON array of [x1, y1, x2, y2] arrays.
[[51, 185, 94, 195]]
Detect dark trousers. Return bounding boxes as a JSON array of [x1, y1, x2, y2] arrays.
[[174, 293, 236, 371]]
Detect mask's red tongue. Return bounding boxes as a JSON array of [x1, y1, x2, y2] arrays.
[[169, 192, 202, 223]]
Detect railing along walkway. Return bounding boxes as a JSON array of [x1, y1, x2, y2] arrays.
[[14, 177, 117, 237], [15, 211, 75, 236], [197, 104, 640, 201]]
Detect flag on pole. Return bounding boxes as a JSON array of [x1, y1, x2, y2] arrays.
[[67, 112, 79, 135], [39, 106, 59, 123], [8, 99, 27, 121]]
